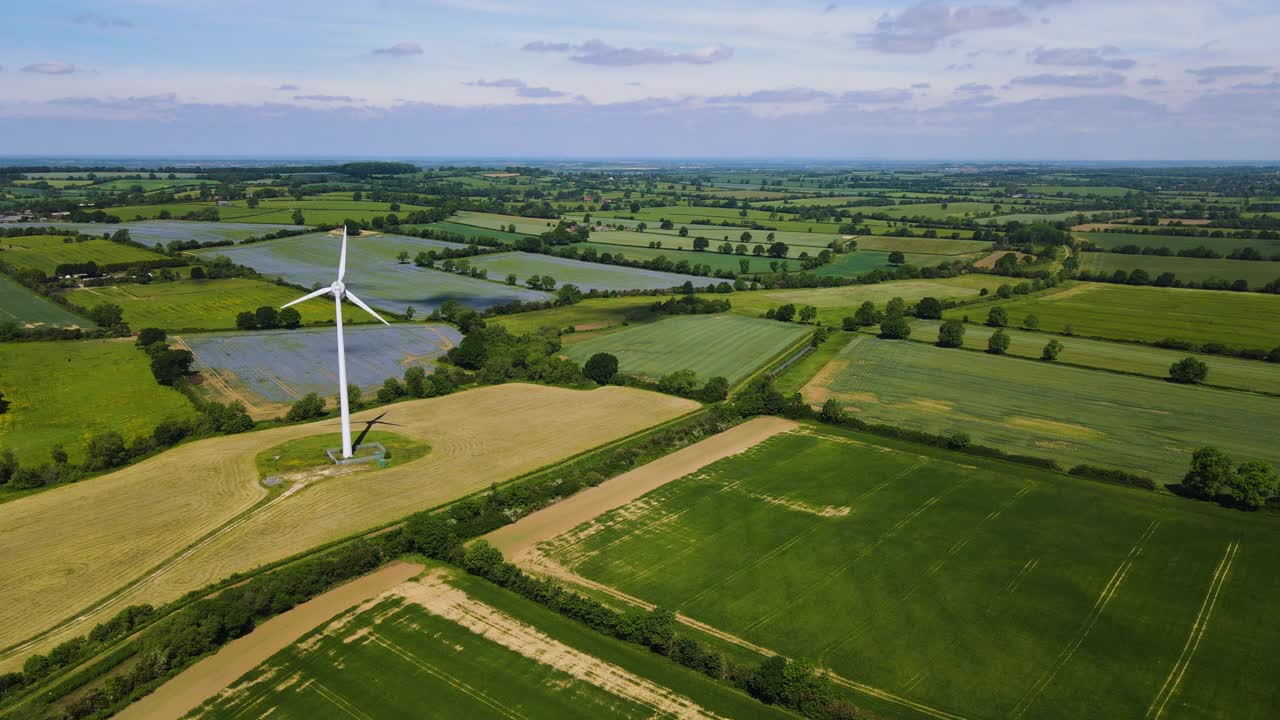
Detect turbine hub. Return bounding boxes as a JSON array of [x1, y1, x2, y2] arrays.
[[331, 280, 345, 297]]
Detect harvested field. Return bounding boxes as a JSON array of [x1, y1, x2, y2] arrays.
[[533, 425, 1280, 720], [0, 384, 698, 669]]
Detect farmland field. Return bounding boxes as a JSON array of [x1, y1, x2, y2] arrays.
[[181, 566, 786, 720], [910, 320, 1280, 395], [714, 274, 999, 325], [0, 234, 166, 273], [196, 232, 551, 314], [536, 425, 1280, 720], [0, 274, 89, 327], [851, 235, 993, 255], [563, 315, 809, 383], [570, 241, 775, 274], [0, 339, 198, 466], [450, 211, 564, 235], [0, 385, 698, 670], [942, 282, 1280, 349], [468, 251, 706, 291], [804, 333, 1280, 478], [419, 220, 535, 243], [1078, 231, 1280, 256], [1077, 252, 1280, 286], [66, 278, 335, 331], [814, 250, 979, 277], [492, 296, 659, 335], [180, 324, 462, 413]]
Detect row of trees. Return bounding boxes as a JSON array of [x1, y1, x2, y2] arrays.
[[234, 305, 302, 331]]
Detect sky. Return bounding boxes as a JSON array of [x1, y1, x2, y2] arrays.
[[2, 0, 1279, 160]]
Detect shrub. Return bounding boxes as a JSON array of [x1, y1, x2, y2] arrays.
[[936, 319, 965, 348], [136, 327, 166, 347], [986, 307, 1008, 327], [1041, 339, 1064, 361], [1168, 357, 1208, 384], [285, 393, 326, 421], [987, 329, 1010, 355], [878, 316, 911, 340], [584, 352, 620, 385]]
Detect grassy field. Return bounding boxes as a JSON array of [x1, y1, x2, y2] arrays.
[[181, 324, 461, 414], [256, 430, 430, 476], [563, 315, 810, 383], [814, 250, 977, 278], [541, 425, 1280, 720], [467, 251, 705, 292], [421, 220, 536, 243], [1028, 185, 1138, 197], [0, 235, 166, 274], [1078, 252, 1280, 287], [190, 566, 790, 720], [570, 241, 777, 274], [0, 275, 89, 328], [805, 334, 1280, 478], [852, 235, 993, 255], [0, 385, 698, 670], [0, 339, 198, 466], [942, 282, 1280, 349], [859, 201, 1001, 220], [718, 275, 999, 325], [67, 278, 335, 331], [450, 211, 564, 235], [910, 320, 1280, 395], [1079, 231, 1280, 256], [106, 199, 433, 226], [196, 232, 550, 315]]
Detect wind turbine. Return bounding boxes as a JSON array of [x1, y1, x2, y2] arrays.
[[281, 226, 389, 459]]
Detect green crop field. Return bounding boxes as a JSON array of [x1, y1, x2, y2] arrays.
[[467, 251, 704, 292], [852, 236, 993, 255], [1078, 252, 1280, 287], [570, 241, 776, 274], [450, 211, 565, 235], [1028, 185, 1138, 197], [193, 566, 788, 720], [809, 333, 1280, 478], [543, 425, 1280, 720], [910, 320, 1280, 395], [563, 314, 809, 383], [66, 279, 335, 331], [942, 283, 1280, 350], [0, 235, 166, 274], [0, 339, 199, 465], [981, 211, 1088, 224], [0, 275, 90, 328], [1078, 232, 1280, 256], [716, 275, 999, 326], [814, 250, 978, 278], [419, 221, 535, 243], [586, 224, 843, 249], [856, 201, 1001, 220], [492, 296, 660, 335]]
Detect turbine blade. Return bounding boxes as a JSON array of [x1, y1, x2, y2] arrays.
[[281, 286, 332, 309], [338, 226, 348, 281], [345, 291, 390, 325]]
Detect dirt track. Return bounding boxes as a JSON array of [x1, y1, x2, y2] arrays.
[[486, 416, 797, 559], [116, 561, 424, 720]]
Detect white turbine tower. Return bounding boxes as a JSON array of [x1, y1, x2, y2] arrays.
[[281, 227, 389, 459]]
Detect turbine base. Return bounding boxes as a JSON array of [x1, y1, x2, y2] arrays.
[[325, 442, 388, 466]]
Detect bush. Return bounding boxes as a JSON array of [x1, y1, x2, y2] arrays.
[[914, 296, 942, 319], [986, 306, 1008, 327], [658, 369, 699, 397], [584, 352, 620, 385], [699, 376, 730, 403], [149, 348, 194, 386], [136, 327, 166, 347], [878, 316, 911, 340], [1068, 465, 1157, 491], [937, 319, 965, 348], [1041, 339, 1064, 361], [285, 393, 326, 421], [1168, 357, 1208, 384], [987, 329, 1010, 355]]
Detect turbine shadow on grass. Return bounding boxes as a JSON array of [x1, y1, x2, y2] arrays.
[[350, 411, 403, 447]]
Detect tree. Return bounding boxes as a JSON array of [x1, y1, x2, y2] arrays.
[[291, 209, 305, 225], [699, 376, 730, 402], [397, 250, 409, 264], [439, 299, 462, 322], [678, 226, 689, 237], [254, 306, 278, 330], [505, 273, 518, 286], [278, 307, 302, 329], [189, 265, 207, 279], [1230, 460, 1278, 509], [767, 242, 789, 258], [888, 250, 906, 265], [87, 303, 124, 328], [798, 305, 817, 323], [774, 304, 796, 322], [915, 296, 943, 319], [741, 231, 753, 242], [403, 305, 416, 321], [404, 366, 429, 398], [658, 369, 699, 397], [377, 377, 406, 402], [1183, 447, 1234, 498], [285, 393, 325, 421], [1022, 314, 1040, 330], [0, 449, 18, 484], [1041, 339, 1064, 361], [937, 319, 965, 348], [84, 432, 128, 471], [0, 389, 7, 415], [853, 301, 881, 327], [885, 297, 906, 318], [740, 258, 750, 274], [819, 398, 846, 423], [584, 353, 619, 385], [150, 348, 194, 385], [347, 384, 363, 410], [986, 307, 1009, 327], [692, 237, 710, 251], [879, 316, 911, 339], [1169, 357, 1208, 384], [136, 328, 166, 347], [987, 329, 1010, 354], [235, 311, 257, 330]]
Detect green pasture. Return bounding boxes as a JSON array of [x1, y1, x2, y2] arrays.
[[420, 221, 535, 243], [563, 314, 809, 383], [66, 279, 335, 331], [450, 211, 564, 235], [942, 282, 1280, 350], [852, 235, 993, 255], [911, 320, 1280, 395], [193, 565, 789, 720], [569, 241, 776, 274], [0, 275, 90, 328], [854, 201, 1001, 220], [492, 296, 659, 335], [548, 426, 1280, 720], [1028, 185, 1139, 197], [0, 339, 199, 465], [467, 252, 704, 292], [1078, 231, 1280, 256], [721, 275, 998, 325], [981, 211, 1089, 225], [814, 333, 1280, 478], [1078, 253, 1280, 287], [0, 235, 166, 274]]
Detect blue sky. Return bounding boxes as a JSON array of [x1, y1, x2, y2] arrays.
[[3, 0, 1278, 159]]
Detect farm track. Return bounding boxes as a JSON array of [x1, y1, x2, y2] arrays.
[[0, 384, 697, 671]]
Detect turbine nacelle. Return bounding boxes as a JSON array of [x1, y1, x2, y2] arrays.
[[331, 280, 346, 298]]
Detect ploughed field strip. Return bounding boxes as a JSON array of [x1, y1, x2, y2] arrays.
[[562, 314, 810, 384], [467, 251, 707, 292], [179, 324, 462, 408], [805, 334, 1280, 479], [188, 567, 782, 720], [195, 232, 551, 314], [537, 426, 1280, 720]]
